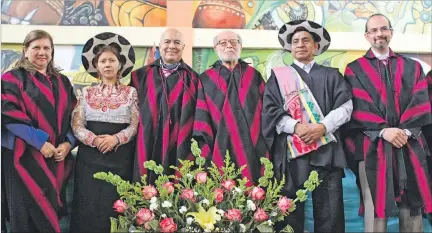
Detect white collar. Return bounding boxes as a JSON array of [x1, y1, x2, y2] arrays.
[[371, 48, 389, 61], [294, 59, 315, 73]]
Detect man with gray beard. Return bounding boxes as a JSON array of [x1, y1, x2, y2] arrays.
[[192, 30, 269, 184]]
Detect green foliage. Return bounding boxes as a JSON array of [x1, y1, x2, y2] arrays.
[[94, 139, 322, 233]]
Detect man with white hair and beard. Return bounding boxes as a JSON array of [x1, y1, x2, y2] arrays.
[[193, 30, 269, 184], [343, 13, 432, 232]]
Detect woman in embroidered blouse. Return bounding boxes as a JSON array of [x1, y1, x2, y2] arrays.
[[69, 33, 138, 233]]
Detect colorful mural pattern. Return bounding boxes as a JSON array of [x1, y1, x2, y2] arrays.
[[192, 0, 431, 34], [1, 44, 154, 95], [3, 44, 431, 94], [1, 0, 167, 26], [193, 48, 432, 80]]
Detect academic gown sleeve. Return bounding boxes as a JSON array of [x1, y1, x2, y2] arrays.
[[261, 70, 295, 196], [424, 70, 432, 150]]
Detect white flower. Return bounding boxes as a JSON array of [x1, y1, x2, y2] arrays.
[[194, 191, 198, 196], [186, 173, 193, 179], [162, 201, 172, 208], [201, 199, 210, 206], [161, 214, 167, 218], [246, 200, 256, 211], [215, 228, 220, 232], [234, 187, 242, 193], [214, 213, 221, 222], [204, 228, 212, 233], [239, 224, 246, 232], [186, 217, 194, 225], [149, 202, 158, 211], [179, 206, 187, 214], [270, 211, 278, 217], [150, 197, 158, 204], [267, 220, 273, 226], [216, 209, 225, 215]]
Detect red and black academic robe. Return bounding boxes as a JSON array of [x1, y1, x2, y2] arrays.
[[130, 59, 198, 183], [425, 69, 432, 189], [343, 48, 432, 218], [262, 63, 352, 196], [425, 70, 432, 152], [1, 67, 76, 232], [192, 60, 269, 184]]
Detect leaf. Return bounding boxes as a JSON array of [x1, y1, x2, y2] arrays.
[[280, 224, 294, 233], [148, 219, 160, 231], [276, 214, 285, 222], [118, 215, 130, 230], [186, 199, 198, 212], [110, 217, 119, 232], [257, 222, 274, 233], [245, 220, 254, 230]]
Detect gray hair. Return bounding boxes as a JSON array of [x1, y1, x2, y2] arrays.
[[213, 32, 243, 46]]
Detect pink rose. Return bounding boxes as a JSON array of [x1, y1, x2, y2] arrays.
[[214, 188, 224, 203], [278, 196, 293, 214], [224, 208, 242, 221], [160, 217, 177, 233], [135, 208, 154, 225], [112, 200, 127, 213], [195, 172, 208, 184], [162, 182, 175, 194], [180, 189, 195, 202], [251, 187, 266, 201], [253, 208, 269, 222], [221, 179, 236, 191], [142, 185, 158, 200]]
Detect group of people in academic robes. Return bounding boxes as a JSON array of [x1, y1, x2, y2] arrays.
[[2, 13, 432, 233]]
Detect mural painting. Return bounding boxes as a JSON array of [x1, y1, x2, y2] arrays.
[[192, 0, 431, 34], [1, 44, 158, 96], [193, 48, 432, 80], [1, 0, 167, 26]]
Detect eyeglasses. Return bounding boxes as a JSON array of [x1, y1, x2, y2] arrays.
[[217, 39, 240, 47], [367, 26, 392, 35]]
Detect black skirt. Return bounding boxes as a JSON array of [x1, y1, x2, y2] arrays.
[[70, 121, 135, 233]]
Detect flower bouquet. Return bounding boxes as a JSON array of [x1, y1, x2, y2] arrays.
[[94, 139, 321, 233]]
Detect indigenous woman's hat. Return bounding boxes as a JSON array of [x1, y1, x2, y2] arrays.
[[81, 32, 135, 78], [278, 20, 331, 56]]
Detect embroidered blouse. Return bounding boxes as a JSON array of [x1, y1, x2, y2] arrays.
[[71, 84, 139, 147]]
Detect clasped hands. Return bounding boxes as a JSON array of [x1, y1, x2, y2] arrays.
[[294, 123, 327, 145], [93, 134, 120, 154], [40, 141, 71, 161], [381, 128, 409, 148]]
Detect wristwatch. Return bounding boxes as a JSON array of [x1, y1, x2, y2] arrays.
[[403, 129, 412, 137]]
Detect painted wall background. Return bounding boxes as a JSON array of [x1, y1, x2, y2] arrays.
[[192, 0, 431, 33], [1, 0, 167, 26]]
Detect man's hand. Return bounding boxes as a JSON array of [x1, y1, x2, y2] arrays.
[[40, 142, 57, 158], [97, 135, 119, 154], [294, 123, 309, 138], [301, 123, 327, 145], [382, 128, 408, 148], [54, 142, 71, 162]]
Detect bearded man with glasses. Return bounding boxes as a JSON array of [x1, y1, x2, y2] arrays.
[[343, 13, 432, 232], [192, 30, 269, 184]]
